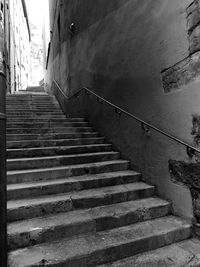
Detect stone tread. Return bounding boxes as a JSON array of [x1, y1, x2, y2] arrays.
[[8, 216, 191, 267], [6, 137, 105, 149], [7, 170, 140, 190], [7, 132, 100, 141], [98, 238, 200, 267], [7, 151, 119, 163], [7, 160, 129, 176], [7, 144, 112, 157], [7, 197, 170, 250], [7, 151, 120, 171], [7, 182, 154, 210]]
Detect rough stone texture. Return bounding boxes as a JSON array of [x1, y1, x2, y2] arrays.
[[187, 0, 200, 32], [189, 25, 200, 54], [169, 159, 200, 223], [99, 239, 200, 267], [191, 114, 200, 147], [161, 52, 200, 93], [8, 216, 191, 267], [162, 0, 200, 93]]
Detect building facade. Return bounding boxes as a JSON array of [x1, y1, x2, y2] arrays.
[[9, 0, 30, 93]]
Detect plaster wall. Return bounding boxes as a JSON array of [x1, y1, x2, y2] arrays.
[[46, 0, 200, 220]]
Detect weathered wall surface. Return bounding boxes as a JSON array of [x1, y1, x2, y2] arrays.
[[46, 0, 200, 220]]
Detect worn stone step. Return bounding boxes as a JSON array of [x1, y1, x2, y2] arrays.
[[7, 108, 61, 112], [6, 110, 64, 115], [7, 144, 111, 158], [7, 197, 170, 250], [6, 102, 57, 106], [6, 127, 93, 134], [7, 132, 100, 142], [6, 137, 105, 149], [7, 170, 140, 200], [6, 95, 53, 100], [7, 117, 85, 123], [6, 104, 59, 108], [8, 216, 191, 267], [7, 182, 154, 222], [6, 121, 89, 129], [6, 114, 67, 120], [6, 112, 65, 117], [7, 160, 130, 184], [7, 151, 120, 171], [98, 238, 200, 267]]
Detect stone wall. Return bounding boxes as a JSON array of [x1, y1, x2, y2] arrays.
[[46, 0, 200, 220]]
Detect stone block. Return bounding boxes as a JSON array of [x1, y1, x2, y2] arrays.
[[161, 52, 200, 93], [189, 24, 200, 54], [187, 0, 200, 32]]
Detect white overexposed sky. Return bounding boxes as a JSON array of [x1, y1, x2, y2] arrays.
[[25, 0, 49, 85], [25, 0, 43, 28]]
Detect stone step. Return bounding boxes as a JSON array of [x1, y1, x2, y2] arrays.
[[98, 238, 200, 267], [7, 143, 111, 158], [8, 216, 191, 267], [7, 197, 170, 250], [7, 117, 85, 123], [7, 151, 120, 171], [7, 160, 130, 184], [7, 170, 140, 200], [6, 121, 89, 128], [6, 103, 59, 108], [6, 104, 60, 111], [6, 114, 67, 120], [6, 105, 61, 113], [6, 127, 93, 134], [7, 182, 154, 222], [6, 110, 64, 115], [6, 120, 89, 129], [6, 137, 105, 149], [6, 110, 64, 118], [7, 132, 100, 142], [6, 95, 54, 99], [6, 101, 57, 105]]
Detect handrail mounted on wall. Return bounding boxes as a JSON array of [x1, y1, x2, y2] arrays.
[[51, 79, 200, 157]]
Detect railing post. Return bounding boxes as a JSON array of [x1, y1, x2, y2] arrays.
[[0, 0, 7, 266]]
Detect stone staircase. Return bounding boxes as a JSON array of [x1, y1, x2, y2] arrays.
[[7, 92, 200, 267]]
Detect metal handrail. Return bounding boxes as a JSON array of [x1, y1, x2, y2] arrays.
[[52, 79, 200, 156]]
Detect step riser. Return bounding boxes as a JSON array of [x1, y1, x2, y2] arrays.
[[7, 173, 139, 200], [7, 187, 154, 222], [7, 153, 120, 171], [7, 144, 112, 158], [6, 138, 105, 149], [7, 127, 93, 134], [7, 133, 99, 142], [6, 122, 89, 128], [7, 161, 129, 184], [8, 203, 170, 250]]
